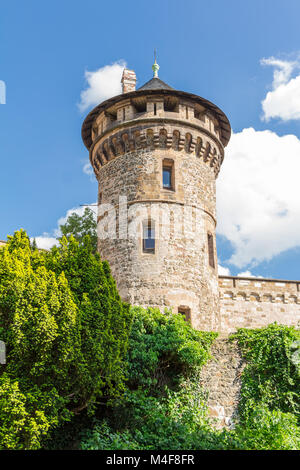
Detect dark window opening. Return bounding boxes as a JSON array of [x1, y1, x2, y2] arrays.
[[163, 167, 172, 189], [143, 220, 155, 254], [208, 233, 215, 268], [178, 306, 191, 322], [162, 159, 174, 190], [163, 98, 179, 112], [154, 103, 157, 115]]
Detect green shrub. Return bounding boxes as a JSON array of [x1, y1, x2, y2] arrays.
[[127, 306, 217, 392], [0, 230, 132, 449], [80, 307, 223, 450], [233, 404, 300, 450], [81, 382, 229, 450]]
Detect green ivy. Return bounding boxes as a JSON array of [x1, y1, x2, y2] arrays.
[[232, 323, 300, 420], [126, 306, 217, 393]]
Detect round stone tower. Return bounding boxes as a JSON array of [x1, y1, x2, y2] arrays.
[[81, 63, 231, 330]]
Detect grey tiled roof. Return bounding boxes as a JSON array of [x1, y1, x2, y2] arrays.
[[138, 77, 174, 91]]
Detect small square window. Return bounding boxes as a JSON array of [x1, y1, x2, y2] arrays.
[[178, 306, 191, 322], [143, 221, 155, 253]]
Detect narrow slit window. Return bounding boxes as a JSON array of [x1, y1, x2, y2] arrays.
[[162, 159, 174, 190], [143, 220, 155, 254], [154, 103, 157, 115], [208, 233, 215, 268]]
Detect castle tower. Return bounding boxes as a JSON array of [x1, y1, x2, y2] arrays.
[[81, 62, 231, 330]]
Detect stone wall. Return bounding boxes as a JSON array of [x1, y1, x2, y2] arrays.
[[200, 337, 244, 427], [219, 275, 300, 333], [97, 145, 220, 331]]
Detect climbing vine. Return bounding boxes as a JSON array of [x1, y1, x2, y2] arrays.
[[232, 323, 300, 420]]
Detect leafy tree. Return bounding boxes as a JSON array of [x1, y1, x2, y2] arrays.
[[59, 207, 97, 253], [0, 230, 132, 449], [127, 307, 217, 392]]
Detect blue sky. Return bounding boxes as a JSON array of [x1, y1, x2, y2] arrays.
[[1, 0, 300, 280]]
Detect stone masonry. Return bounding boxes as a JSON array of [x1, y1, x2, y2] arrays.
[[219, 275, 300, 333], [82, 68, 230, 331], [200, 337, 245, 428]]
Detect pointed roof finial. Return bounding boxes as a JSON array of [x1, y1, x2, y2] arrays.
[[152, 49, 160, 78]]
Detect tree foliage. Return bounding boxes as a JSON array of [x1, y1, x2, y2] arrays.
[[80, 319, 300, 451], [127, 306, 217, 392], [80, 307, 226, 450], [0, 230, 131, 449], [59, 207, 97, 253]]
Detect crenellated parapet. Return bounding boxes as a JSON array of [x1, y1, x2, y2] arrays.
[[90, 121, 224, 178], [219, 276, 300, 332]]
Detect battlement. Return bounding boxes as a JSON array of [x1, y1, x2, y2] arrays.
[[90, 96, 223, 144], [219, 275, 300, 333], [90, 121, 224, 178]]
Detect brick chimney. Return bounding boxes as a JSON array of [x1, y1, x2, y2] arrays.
[[121, 68, 136, 93]]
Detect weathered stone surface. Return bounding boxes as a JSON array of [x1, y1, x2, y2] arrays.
[[200, 338, 245, 428], [219, 276, 300, 333], [89, 91, 225, 331]]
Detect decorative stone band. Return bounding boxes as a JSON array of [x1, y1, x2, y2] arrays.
[[97, 199, 217, 227], [90, 120, 224, 178]]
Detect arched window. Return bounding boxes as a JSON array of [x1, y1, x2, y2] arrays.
[[207, 232, 215, 268], [143, 220, 155, 254]]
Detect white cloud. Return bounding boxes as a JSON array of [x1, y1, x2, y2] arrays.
[[32, 204, 97, 249], [82, 160, 96, 182], [218, 264, 231, 276], [78, 60, 126, 112], [261, 56, 300, 121], [237, 270, 262, 278], [217, 127, 300, 268], [30, 235, 59, 250], [83, 161, 93, 176]]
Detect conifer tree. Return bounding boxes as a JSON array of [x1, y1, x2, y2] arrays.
[[0, 230, 131, 449]]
